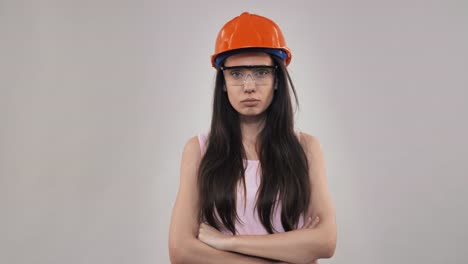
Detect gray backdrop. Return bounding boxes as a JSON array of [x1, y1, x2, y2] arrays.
[[1, 0, 467, 263]]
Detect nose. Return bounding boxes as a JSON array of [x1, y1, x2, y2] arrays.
[[243, 73, 256, 93]]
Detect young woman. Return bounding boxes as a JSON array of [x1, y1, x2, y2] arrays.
[[169, 12, 337, 264]]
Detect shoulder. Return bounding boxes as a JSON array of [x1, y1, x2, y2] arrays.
[[183, 131, 210, 154], [181, 135, 202, 165], [184, 135, 201, 151], [297, 131, 324, 157], [297, 131, 326, 170]]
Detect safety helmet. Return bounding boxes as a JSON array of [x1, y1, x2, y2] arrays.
[[211, 12, 292, 69]]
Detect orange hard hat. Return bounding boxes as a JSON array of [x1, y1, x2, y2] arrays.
[[211, 12, 292, 68]]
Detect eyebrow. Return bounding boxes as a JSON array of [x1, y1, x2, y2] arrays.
[[220, 65, 277, 70]]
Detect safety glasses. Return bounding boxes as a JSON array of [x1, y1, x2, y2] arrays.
[[220, 65, 277, 86]]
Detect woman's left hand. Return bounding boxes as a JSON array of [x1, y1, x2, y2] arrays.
[[197, 222, 234, 251]]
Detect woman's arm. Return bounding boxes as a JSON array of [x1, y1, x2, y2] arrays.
[[229, 221, 334, 264], [168, 136, 276, 264], [198, 216, 321, 264], [198, 133, 337, 264], [199, 212, 334, 264]]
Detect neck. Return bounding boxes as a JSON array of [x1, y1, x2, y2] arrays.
[[239, 113, 266, 146]]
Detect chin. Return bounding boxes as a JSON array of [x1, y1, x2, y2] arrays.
[[238, 109, 266, 117]]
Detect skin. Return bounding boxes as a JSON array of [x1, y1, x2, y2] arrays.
[[198, 216, 321, 264], [196, 132, 336, 264], [168, 52, 337, 264], [222, 52, 275, 158], [169, 135, 279, 264]]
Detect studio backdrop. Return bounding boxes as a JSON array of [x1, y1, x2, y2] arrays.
[[1, 0, 467, 263]]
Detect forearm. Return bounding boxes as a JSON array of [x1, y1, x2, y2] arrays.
[[229, 227, 334, 264], [172, 238, 276, 264]]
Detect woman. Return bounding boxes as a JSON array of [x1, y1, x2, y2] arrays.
[[169, 12, 337, 264]]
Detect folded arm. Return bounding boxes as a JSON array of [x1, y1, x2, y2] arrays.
[[199, 214, 334, 264], [171, 237, 278, 264], [198, 133, 337, 264], [230, 219, 335, 264], [169, 136, 278, 264]]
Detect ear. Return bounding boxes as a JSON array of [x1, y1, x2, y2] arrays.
[[274, 82, 278, 90], [223, 84, 227, 92]]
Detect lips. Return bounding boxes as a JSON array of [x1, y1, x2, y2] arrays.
[[241, 99, 260, 106], [241, 99, 259, 102]]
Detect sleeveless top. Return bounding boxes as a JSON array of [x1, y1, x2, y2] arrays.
[[197, 131, 305, 235]]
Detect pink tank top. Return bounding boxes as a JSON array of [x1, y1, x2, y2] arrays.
[[197, 131, 305, 235]]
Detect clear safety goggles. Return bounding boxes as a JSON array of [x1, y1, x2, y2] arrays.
[[220, 65, 277, 86]]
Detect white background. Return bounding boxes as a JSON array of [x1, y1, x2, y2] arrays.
[[1, 0, 467, 263]]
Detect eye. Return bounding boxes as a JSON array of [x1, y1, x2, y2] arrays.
[[254, 68, 271, 77], [229, 70, 243, 79]]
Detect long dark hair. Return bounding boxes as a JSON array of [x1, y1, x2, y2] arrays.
[[197, 56, 311, 235]]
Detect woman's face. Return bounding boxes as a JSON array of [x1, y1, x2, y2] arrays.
[[222, 52, 276, 119]]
